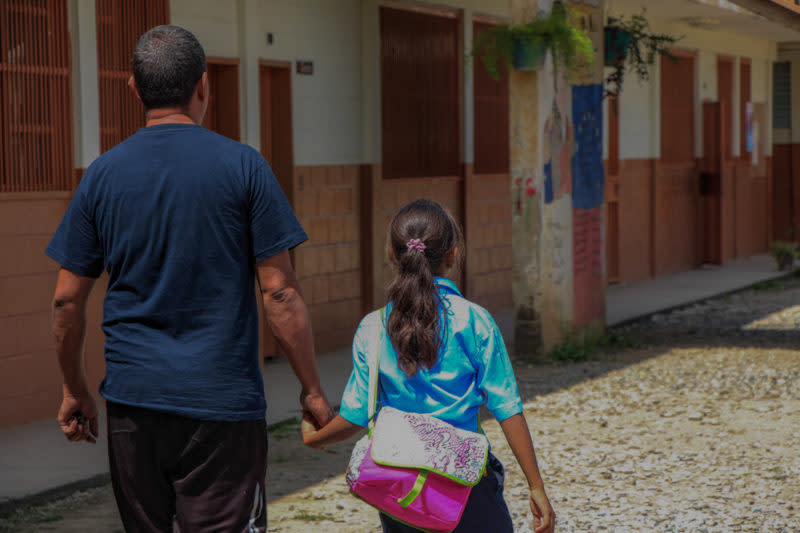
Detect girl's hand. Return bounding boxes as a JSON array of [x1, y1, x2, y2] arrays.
[[300, 413, 364, 450], [301, 412, 323, 449], [530, 485, 555, 533]]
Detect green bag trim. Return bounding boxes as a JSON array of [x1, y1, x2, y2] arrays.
[[397, 470, 428, 508], [370, 450, 488, 487]]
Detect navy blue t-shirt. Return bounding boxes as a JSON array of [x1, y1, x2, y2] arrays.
[[46, 123, 307, 421]]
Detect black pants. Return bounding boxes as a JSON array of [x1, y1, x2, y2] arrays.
[[379, 453, 514, 533], [106, 401, 268, 533]]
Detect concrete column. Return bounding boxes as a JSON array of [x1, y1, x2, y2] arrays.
[[510, 0, 606, 357], [69, 0, 100, 169], [510, 0, 544, 355]]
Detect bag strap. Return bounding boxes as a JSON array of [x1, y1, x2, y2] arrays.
[[366, 306, 385, 435]]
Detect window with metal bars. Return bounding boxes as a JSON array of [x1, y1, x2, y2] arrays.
[[773, 62, 791, 130], [0, 0, 74, 192], [473, 21, 509, 175], [380, 6, 460, 179], [96, 0, 168, 152]]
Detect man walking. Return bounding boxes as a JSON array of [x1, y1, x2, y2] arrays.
[[46, 25, 333, 532]]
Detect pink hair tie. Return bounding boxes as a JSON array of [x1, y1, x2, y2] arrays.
[[406, 238, 426, 253]]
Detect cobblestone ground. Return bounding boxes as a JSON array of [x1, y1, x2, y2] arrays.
[[3, 280, 799, 533]]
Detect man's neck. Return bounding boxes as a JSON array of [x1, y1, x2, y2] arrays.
[[145, 108, 196, 127]]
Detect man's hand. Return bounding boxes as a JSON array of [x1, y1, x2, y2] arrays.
[[52, 268, 97, 444], [58, 391, 98, 444], [256, 253, 334, 433], [300, 389, 334, 430]]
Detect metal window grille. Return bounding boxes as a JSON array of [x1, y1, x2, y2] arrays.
[[473, 21, 509, 175], [380, 6, 460, 179], [773, 62, 791, 130], [96, 0, 168, 152], [0, 0, 74, 192]]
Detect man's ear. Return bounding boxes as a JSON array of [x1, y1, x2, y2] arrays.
[[196, 72, 209, 103], [127, 76, 142, 102]]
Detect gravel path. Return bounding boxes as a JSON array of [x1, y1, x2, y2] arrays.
[[4, 280, 799, 533]]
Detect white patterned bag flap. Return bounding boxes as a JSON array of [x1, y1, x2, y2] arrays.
[[370, 406, 489, 486]]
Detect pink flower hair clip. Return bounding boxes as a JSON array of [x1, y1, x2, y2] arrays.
[[406, 238, 426, 254]]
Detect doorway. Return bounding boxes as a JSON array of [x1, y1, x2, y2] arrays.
[[258, 61, 293, 359], [259, 62, 294, 202], [658, 51, 699, 275], [203, 58, 240, 140]]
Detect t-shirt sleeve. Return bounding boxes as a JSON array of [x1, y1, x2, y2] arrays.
[[248, 161, 308, 263], [338, 318, 373, 427], [474, 310, 523, 422], [45, 174, 104, 278]]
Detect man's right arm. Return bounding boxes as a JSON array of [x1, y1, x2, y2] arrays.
[[255, 251, 334, 428]]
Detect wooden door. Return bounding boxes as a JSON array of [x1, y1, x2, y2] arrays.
[[606, 96, 620, 283], [202, 59, 240, 140], [658, 52, 699, 275], [258, 62, 293, 359], [259, 63, 294, 201]]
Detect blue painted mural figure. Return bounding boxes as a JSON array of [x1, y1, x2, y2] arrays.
[[543, 87, 576, 204]]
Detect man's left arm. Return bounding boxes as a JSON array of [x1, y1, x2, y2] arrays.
[[52, 268, 98, 443]]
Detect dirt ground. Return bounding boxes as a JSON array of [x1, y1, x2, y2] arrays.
[[2, 279, 799, 532]]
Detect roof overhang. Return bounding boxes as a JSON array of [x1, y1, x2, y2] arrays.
[[609, 0, 800, 43]]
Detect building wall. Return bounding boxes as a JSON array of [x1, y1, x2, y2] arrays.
[[0, 197, 67, 427], [293, 165, 363, 354], [466, 172, 513, 312], [169, 0, 513, 351], [172, 0, 364, 166], [772, 49, 800, 242], [608, 16, 779, 283], [0, 1, 108, 430]]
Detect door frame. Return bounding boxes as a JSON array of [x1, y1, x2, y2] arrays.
[[257, 59, 294, 360], [258, 59, 294, 204]]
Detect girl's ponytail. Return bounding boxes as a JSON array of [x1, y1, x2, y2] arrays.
[[386, 200, 463, 376]]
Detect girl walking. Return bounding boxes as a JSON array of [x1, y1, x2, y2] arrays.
[[301, 199, 555, 533]]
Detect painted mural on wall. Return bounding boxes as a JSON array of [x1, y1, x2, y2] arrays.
[[544, 80, 576, 205], [571, 83, 604, 328]]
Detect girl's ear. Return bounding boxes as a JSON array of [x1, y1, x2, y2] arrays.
[[387, 244, 396, 264], [444, 247, 458, 270]]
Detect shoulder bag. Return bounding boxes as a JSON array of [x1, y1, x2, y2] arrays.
[[345, 308, 490, 533]]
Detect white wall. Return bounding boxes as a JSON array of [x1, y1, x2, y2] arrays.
[[171, 0, 510, 167], [170, 0, 239, 58], [613, 16, 780, 161], [777, 50, 800, 144], [172, 0, 363, 166]]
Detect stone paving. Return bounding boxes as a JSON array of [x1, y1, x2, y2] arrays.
[[3, 280, 799, 532]]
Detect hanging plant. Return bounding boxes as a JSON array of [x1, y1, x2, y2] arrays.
[[470, 1, 595, 81], [604, 11, 681, 99]]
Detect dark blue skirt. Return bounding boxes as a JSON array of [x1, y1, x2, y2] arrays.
[[379, 453, 514, 533]]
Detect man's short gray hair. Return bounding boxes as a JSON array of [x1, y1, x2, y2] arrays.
[[132, 25, 206, 111]]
